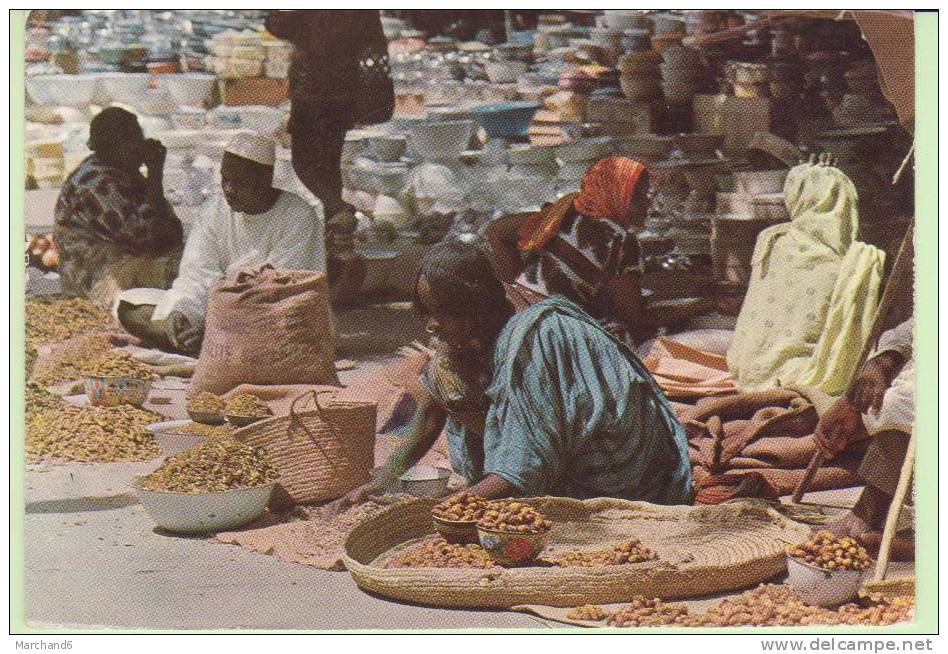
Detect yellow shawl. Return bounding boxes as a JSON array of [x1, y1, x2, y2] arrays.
[[727, 163, 885, 395]]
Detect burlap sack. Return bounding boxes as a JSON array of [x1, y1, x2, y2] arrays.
[[190, 266, 340, 395]]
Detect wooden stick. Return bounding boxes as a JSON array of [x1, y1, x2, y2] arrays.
[[792, 452, 825, 504], [873, 430, 915, 582]]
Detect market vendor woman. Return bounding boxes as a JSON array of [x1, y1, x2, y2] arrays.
[[337, 242, 692, 508]]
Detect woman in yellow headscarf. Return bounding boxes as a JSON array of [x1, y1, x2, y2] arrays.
[[727, 156, 886, 395]]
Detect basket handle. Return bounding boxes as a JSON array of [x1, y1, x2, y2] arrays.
[[286, 389, 341, 458]]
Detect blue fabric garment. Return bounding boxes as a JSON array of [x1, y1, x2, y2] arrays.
[[445, 297, 692, 504]]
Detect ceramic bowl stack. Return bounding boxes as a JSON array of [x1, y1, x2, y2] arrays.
[[158, 72, 217, 108], [408, 119, 475, 162], [507, 144, 558, 179], [659, 46, 707, 106], [768, 60, 805, 99], [617, 51, 663, 102], [612, 134, 675, 164], [555, 137, 613, 194], [590, 27, 625, 53], [727, 61, 771, 98], [600, 10, 652, 31]]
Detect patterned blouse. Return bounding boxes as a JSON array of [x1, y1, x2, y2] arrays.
[[515, 208, 642, 322], [53, 155, 183, 295]]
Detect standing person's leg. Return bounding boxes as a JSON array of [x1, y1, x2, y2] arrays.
[[289, 104, 365, 307]]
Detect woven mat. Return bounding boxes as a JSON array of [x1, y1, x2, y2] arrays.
[[343, 497, 810, 608]]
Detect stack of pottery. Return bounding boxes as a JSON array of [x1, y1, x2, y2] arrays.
[[768, 60, 805, 99], [832, 60, 895, 127], [612, 134, 675, 165], [727, 61, 771, 98], [507, 144, 558, 179], [555, 137, 613, 194], [600, 10, 652, 31], [684, 10, 729, 36], [618, 51, 662, 102], [650, 13, 686, 52], [660, 46, 707, 106]]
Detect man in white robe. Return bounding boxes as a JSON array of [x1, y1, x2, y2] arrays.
[[816, 317, 914, 557], [117, 132, 325, 354]]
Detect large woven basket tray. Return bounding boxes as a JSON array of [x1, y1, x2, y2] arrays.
[[343, 497, 810, 608]]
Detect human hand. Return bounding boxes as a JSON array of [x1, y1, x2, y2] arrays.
[[807, 152, 838, 168], [164, 311, 202, 354], [142, 138, 167, 172], [848, 353, 900, 415], [324, 480, 387, 516], [814, 397, 862, 458]]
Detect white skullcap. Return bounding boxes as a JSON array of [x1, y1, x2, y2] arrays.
[[224, 131, 276, 166]]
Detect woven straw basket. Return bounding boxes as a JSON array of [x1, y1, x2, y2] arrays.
[[234, 390, 376, 509], [343, 497, 810, 608]]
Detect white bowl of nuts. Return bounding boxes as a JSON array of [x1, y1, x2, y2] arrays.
[[133, 476, 275, 534], [132, 438, 278, 533], [786, 531, 872, 607], [476, 501, 553, 566]]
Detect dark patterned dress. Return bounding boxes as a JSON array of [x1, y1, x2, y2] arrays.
[[53, 155, 183, 303]]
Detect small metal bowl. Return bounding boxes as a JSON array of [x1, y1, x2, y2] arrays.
[[432, 514, 479, 544], [786, 554, 868, 607], [187, 410, 226, 425], [226, 414, 269, 428], [476, 526, 552, 566]]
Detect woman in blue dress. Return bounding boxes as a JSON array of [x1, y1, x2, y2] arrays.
[[335, 242, 692, 507]]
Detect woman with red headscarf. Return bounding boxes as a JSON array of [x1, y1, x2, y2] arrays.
[[487, 156, 654, 344]]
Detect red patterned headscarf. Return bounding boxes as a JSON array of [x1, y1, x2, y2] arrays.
[[574, 156, 648, 230], [516, 156, 647, 252]]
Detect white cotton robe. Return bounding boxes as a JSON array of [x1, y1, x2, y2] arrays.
[[121, 190, 325, 327]]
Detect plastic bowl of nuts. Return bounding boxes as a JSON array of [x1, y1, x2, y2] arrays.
[[133, 476, 275, 533], [431, 492, 489, 544], [84, 375, 151, 408], [131, 438, 278, 533], [786, 531, 872, 607], [476, 501, 554, 566]]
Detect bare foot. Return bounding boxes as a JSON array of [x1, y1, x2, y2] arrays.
[[819, 510, 871, 538]]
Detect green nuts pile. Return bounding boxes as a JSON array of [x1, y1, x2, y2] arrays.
[[28, 333, 113, 386], [26, 296, 112, 347], [225, 393, 273, 419], [554, 538, 658, 567], [26, 382, 63, 422], [26, 404, 160, 463], [186, 392, 226, 415], [85, 350, 154, 380], [139, 438, 277, 493]]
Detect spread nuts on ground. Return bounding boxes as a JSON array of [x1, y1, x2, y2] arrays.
[[385, 537, 498, 569], [476, 501, 553, 534], [139, 438, 277, 493], [26, 382, 63, 422], [27, 404, 161, 463], [554, 538, 659, 567], [187, 392, 226, 415], [787, 530, 872, 571], [432, 492, 489, 522], [225, 393, 273, 418], [26, 296, 113, 347], [566, 605, 609, 622]]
